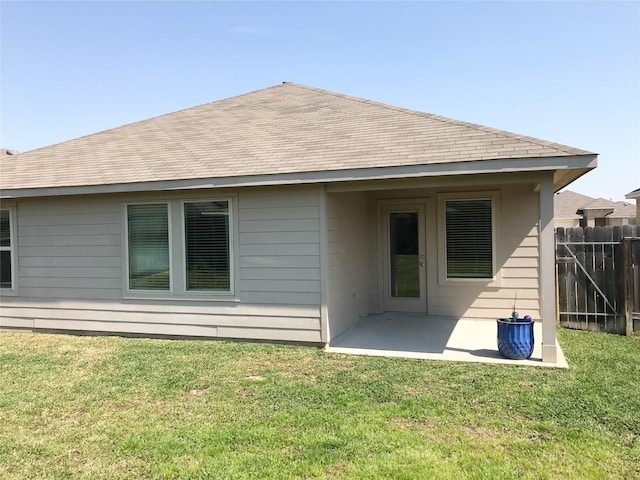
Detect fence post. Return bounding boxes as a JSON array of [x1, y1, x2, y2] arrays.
[[623, 238, 633, 336], [556, 228, 565, 326]]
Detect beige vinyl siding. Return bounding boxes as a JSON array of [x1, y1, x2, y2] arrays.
[[367, 181, 542, 321], [16, 196, 122, 300], [1, 177, 546, 338], [0, 301, 320, 340], [429, 185, 541, 320], [326, 191, 371, 338], [1, 186, 323, 342], [606, 217, 632, 227], [238, 187, 322, 308]]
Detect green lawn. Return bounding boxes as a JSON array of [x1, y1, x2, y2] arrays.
[[392, 254, 419, 297], [0, 328, 638, 479]]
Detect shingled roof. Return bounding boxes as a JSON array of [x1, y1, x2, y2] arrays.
[[555, 190, 636, 221], [554, 190, 594, 219], [626, 188, 640, 199], [1, 82, 596, 196]]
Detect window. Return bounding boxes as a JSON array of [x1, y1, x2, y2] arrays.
[[125, 199, 233, 296], [0, 208, 14, 289], [127, 204, 170, 291], [184, 201, 230, 292], [444, 198, 494, 279]]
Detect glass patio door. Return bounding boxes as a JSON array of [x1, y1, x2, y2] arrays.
[[382, 204, 427, 313]]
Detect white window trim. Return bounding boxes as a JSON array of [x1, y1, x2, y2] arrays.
[[437, 191, 501, 287], [0, 205, 17, 294], [181, 198, 235, 296], [123, 201, 173, 295], [122, 198, 237, 301]]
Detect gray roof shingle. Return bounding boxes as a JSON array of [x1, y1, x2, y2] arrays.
[[0, 83, 595, 191], [555, 190, 636, 220], [554, 190, 595, 218]]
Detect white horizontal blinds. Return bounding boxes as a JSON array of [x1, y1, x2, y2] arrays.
[[127, 204, 170, 290], [0, 209, 11, 288], [184, 201, 230, 292], [445, 199, 493, 278]]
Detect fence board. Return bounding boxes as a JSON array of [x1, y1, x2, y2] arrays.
[[573, 228, 590, 330], [585, 227, 598, 329], [556, 225, 640, 335], [603, 228, 614, 330], [624, 236, 640, 334]]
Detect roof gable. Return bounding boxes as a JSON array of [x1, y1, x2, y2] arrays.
[[607, 201, 636, 218], [554, 190, 595, 218], [555, 190, 636, 220], [1, 82, 596, 195], [626, 187, 640, 199], [580, 198, 618, 210]]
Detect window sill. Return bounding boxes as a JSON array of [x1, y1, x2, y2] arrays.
[[437, 277, 501, 288], [123, 294, 240, 303]]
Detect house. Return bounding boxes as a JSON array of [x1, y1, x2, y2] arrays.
[[594, 200, 637, 227], [626, 188, 640, 224], [0, 82, 597, 363], [554, 190, 594, 228], [554, 190, 637, 228]]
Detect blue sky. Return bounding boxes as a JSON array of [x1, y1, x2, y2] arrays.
[[1, 1, 638, 201]]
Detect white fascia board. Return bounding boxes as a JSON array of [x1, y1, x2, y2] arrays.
[[1, 154, 597, 199]]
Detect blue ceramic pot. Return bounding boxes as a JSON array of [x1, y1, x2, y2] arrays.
[[497, 319, 534, 360]]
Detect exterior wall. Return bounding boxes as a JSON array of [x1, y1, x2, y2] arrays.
[[428, 184, 541, 320], [0, 176, 548, 341], [580, 208, 613, 227], [556, 215, 634, 229], [606, 217, 631, 227], [368, 181, 542, 321], [0, 185, 323, 342], [326, 191, 371, 338]]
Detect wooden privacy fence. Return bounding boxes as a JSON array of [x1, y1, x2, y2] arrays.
[[624, 236, 640, 333], [556, 225, 640, 335]]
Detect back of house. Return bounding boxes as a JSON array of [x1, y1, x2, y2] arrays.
[[0, 83, 597, 362]]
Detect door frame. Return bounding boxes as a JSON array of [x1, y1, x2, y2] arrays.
[[378, 199, 428, 313]]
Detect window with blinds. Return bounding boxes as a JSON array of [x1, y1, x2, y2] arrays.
[[445, 199, 493, 278], [0, 209, 13, 289], [126, 199, 233, 295], [127, 204, 170, 291], [184, 201, 230, 292]]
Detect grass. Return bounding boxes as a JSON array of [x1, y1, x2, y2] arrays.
[[392, 254, 420, 297], [0, 328, 638, 479]]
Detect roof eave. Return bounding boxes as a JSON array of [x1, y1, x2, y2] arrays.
[[625, 188, 640, 199], [1, 154, 598, 199]]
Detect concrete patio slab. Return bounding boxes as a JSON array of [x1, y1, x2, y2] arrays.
[[325, 313, 568, 368]]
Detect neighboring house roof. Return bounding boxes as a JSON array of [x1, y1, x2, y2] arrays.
[[554, 190, 594, 219], [579, 197, 636, 219], [555, 189, 636, 221], [626, 187, 640, 199], [579, 197, 618, 211], [0, 82, 597, 197], [607, 201, 636, 218]]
